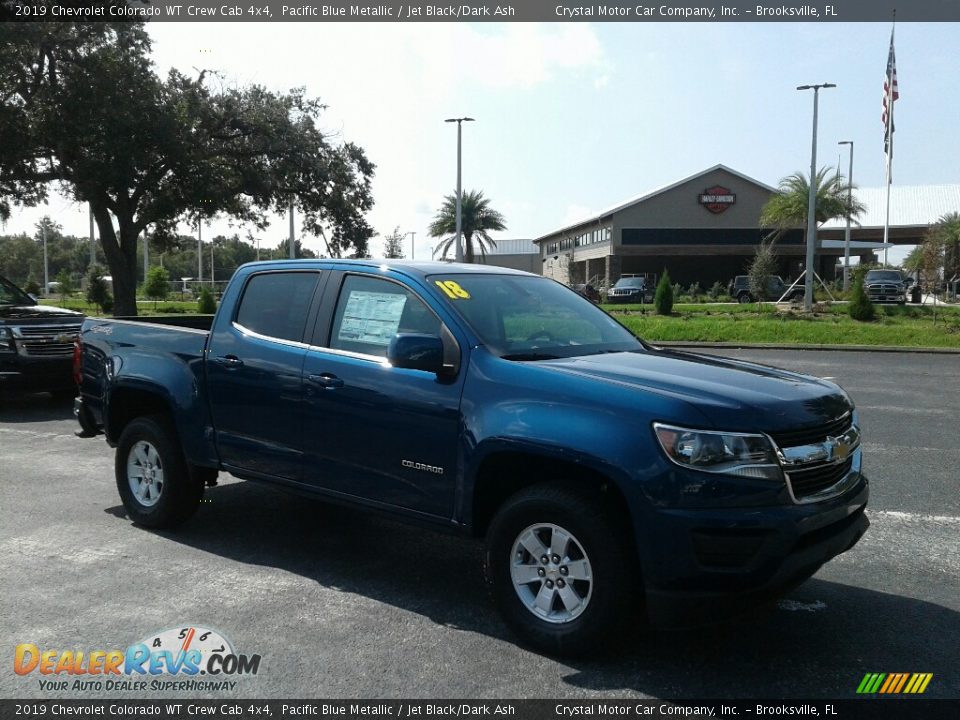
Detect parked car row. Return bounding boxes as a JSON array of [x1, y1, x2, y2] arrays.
[[569, 274, 805, 305]]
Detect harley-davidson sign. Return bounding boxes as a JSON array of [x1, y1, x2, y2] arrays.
[[698, 186, 736, 214]]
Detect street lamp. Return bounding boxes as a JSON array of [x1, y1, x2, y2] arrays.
[[405, 230, 416, 260], [445, 117, 474, 263], [838, 140, 854, 292], [288, 197, 296, 260], [797, 83, 836, 311]]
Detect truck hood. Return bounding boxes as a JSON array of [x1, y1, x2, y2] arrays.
[[0, 304, 84, 321], [536, 348, 852, 433]]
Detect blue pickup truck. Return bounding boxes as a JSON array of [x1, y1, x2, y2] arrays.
[[76, 260, 868, 655]]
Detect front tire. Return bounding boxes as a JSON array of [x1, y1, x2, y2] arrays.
[[485, 484, 638, 657], [737, 292, 752, 304], [115, 415, 202, 528]]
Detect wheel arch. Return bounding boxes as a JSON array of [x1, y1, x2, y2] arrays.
[[468, 447, 637, 545], [106, 385, 175, 444]]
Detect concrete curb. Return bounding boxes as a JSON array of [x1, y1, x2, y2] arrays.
[[652, 341, 960, 354]]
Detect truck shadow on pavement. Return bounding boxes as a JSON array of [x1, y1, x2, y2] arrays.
[[110, 478, 960, 699], [0, 392, 74, 423]]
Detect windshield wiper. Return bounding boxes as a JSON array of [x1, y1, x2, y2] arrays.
[[500, 352, 561, 361]]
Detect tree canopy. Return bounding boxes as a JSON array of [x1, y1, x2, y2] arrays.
[[0, 22, 375, 315], [381, 226, 406, 259], [428, 189, 506, 263], [930, 212, 960, 282], [759, 167, 866, 240]]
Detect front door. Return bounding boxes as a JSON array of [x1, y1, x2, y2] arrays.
[[301, 272, 464, 518]]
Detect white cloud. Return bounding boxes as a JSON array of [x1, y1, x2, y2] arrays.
[[411, 24, 607, 91]]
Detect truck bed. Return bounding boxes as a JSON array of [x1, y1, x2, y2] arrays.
[[78, 315, 216, 465]]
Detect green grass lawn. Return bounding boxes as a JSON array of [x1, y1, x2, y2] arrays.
[[605, 303, 960, 348], [40, 298, 205, 315]]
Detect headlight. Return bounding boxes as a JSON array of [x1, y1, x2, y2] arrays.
[[0, 327, 14, 353], [653, 423, 783, 481]]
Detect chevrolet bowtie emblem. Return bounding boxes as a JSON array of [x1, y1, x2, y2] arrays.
[[827, 435, 851, 463]]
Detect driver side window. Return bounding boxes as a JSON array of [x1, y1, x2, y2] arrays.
[[329, 275, 440, 358]]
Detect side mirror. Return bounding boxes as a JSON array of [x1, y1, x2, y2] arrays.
[[388, 333, 445, 375]]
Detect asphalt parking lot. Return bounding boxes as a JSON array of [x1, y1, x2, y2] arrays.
[[1, 349, 958, 700]]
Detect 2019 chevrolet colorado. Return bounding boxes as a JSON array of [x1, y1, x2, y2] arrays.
[[75, 261, 868, 655]]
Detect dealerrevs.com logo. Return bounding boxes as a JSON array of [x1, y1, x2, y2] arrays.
[[14, 626, 261, 692]]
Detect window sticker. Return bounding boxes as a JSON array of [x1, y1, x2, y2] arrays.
[[435, 280, 471, 299], [337, 291, 408, 346]]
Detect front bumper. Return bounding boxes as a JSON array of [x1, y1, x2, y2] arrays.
[[608, 293, 645, 304], [641, 475, 869, 626], [0, 355, 75, 393]]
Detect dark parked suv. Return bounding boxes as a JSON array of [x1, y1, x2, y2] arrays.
[[0, 274, 84, 397], [728, 275, 802, 303], [608, 276, 653, 304]]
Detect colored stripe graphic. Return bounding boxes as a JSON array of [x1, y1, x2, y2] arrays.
[[857, 673, 932, 694]]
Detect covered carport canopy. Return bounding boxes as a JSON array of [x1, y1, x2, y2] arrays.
[[819, 184, 960, 246]]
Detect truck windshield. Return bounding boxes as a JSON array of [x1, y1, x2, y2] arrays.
[[866, 271, 903, 282], [427, 274, 643, 360], [0, 275, 36, 306], [613, 278, 645, 289]]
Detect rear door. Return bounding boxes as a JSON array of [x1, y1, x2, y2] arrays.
[[300, 271, 466, 518], [206, 270, 324, 480]]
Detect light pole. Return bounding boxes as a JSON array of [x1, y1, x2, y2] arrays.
[[405, 231, 416, 260], [445, 117, 474, 263], [41, 220, 49, 297], [288, 197, 296, 259], [838, 140, 854, 292], [797, 83, 836, 311], [197, 218, 203, 284], [89, 205, 96, 268]]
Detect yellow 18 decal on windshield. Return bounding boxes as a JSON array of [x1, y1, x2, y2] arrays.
[[435, 280, 471, 299]]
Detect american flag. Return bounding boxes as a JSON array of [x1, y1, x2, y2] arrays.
[[882, 29, 899, 157]]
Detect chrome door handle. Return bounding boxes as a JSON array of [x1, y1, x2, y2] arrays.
[[307, 373, 344, 389], [213, 355, 244, 368]]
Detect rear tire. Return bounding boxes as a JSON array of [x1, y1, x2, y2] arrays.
[[737, 293, 752, 304], [485, 484, 638, 657], [115, 415, 202, 528]]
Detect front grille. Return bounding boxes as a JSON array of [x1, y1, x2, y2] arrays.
[[769, 413, 852, 448], [16, 324, 82, 337], [20, 342, 75, 357], [787, 457, 854, 498], [14, 324, 81, 358]]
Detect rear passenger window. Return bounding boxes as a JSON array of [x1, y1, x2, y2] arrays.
[[328, 275, 440, 357], [235, 272, 319, 343]]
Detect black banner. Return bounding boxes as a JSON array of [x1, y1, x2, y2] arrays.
[[0, 701, 958, 720], [2, 0, 960, 23]]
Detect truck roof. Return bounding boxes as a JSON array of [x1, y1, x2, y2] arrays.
[[234, 259, 536, 281]]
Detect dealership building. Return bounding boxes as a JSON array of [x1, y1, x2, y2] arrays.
[[533, 164, 959, 290]]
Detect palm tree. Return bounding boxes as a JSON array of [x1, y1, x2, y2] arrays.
[[930, 212, 960, 282], [428, 189, 507, 263], [759, 167, 867, 244]]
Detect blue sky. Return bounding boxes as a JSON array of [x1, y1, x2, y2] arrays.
[[6, 21, 958, 265]]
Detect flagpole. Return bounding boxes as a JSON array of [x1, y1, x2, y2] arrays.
[[882, 12, 896, 268]]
